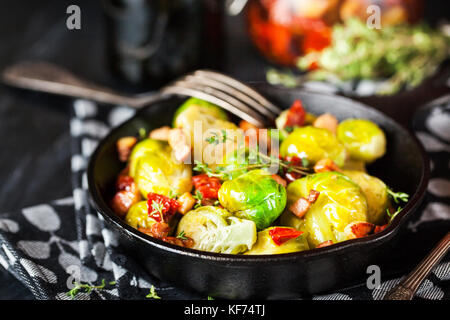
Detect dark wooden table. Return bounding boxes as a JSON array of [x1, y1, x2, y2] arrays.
[[0, 0, 448, 299]]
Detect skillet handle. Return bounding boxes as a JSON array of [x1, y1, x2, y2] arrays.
[[383, 232, 450, 300]]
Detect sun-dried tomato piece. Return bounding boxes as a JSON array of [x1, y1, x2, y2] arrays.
[[269, 227, 303, 246], [374, 224, 388, 234], [192, 174, 222, 202], [285, 100, 306, 128], [147, 193, 179, 223]]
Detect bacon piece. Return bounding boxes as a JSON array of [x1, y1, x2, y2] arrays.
[[149, 126, 171, 141], [161, 236, 195, 248], [344, 221, 375, 239], [111, 190, 139, 218], [144, 222, 170, 239], [177, 192, 196, 215], [116, 136, 137, 162], [239, 120, 271, 150], [289, 190, 320, 219], [168, 128, 191, 163], [314, 158, 341, 173], [271, 174, 287, 187], [307, 190, 320, 203], [313, 113, 338, 134], [289, 197, 311, 219], [316, 240, 334, 248]]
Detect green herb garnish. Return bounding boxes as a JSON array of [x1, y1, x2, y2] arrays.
[[387, 188, 409, 204], [146, 285, 161, 299], [177, 230, 188, 240], [66, 279, 115, 299]]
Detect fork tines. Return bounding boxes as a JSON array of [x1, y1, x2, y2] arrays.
[[161, 70, 282, 127]]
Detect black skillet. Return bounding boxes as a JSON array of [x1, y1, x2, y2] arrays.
[[87, 83, 429, 299]]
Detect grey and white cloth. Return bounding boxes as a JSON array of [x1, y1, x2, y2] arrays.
[[0, 97, 449, 300]]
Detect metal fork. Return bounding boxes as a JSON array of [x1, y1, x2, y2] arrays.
[[2, 61, 281, 127], [384, 232, 450, 300]]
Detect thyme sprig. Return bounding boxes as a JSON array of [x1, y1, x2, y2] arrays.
[[387, 206, 403, 222], [177, 230, 188, 240], [387, 188, 409, 204], [151, 200, 165, 221], [146, 285, 161, 299], [66, 279, 116, 299], [192, 152, 310, 180]]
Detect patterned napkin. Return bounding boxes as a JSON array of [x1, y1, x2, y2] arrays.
[[0, 97, 449, 300]]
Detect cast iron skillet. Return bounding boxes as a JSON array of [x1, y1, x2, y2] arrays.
[[88, 84, 429, 299]]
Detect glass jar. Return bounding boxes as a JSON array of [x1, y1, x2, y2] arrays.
[[103, 0, 224, 88], [246, 0, 423, 66]]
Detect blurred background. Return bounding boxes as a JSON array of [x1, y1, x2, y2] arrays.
[[0, 0, 448, 299]]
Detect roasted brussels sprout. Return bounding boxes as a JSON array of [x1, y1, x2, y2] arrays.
[[245, 227, 309, 255], [218, 169, 287, 230], [176, 206, 257, 254], [275, 111, 317, 141], [280, 126, 347, 167], [173, 98, 229, 128], [342, 170, 389, 224], [125, 201, 156, 229], [128, 138, 166, 177], [286, 172, 368, 247], [173, 98, 240, 165], [217, 147, 262, 180], [337, 119, 386, 163], [133, 148, 192, 198]]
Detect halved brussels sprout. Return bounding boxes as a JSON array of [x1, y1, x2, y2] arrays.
[[129, 138, 166, 177], [133, 149, 192, 198], [218, 169, 287, 230], [125, 201, 156, 229], [337, 119, 386, 163], [286, 172, 368, 247], [342, 170, 389, 224], [176, 206, 257, 254], [245, 227, 309, 255], [280, 126, 347, 167]]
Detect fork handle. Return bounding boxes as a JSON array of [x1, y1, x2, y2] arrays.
[[384, 232, 450, 300], [2, 61, 144, 107]]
